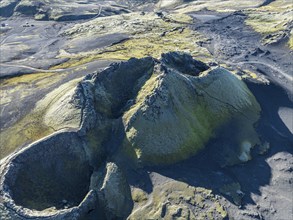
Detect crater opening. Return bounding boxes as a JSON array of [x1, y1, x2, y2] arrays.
[[7, 132, 93, 212], [161, 52, 209, 76]]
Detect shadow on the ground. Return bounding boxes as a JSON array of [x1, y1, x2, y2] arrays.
[[135, 82, 293, 207]]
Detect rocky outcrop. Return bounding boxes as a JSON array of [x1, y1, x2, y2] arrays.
[[91, 162, 133, 219], [0, 0, 21, 17], [0, 133, 131, 219], [129, 181, 227, 219], [0, 52, 261, 219], [161, 51, 209, 76], [0, 0, 131, 20], [22, 52, 261, 167], [122, 54, 260, 165], [91, 57, 155, 119], [14, 0, 43, 16], [0, 131, 96, 219], [43, 52, 260, 166]]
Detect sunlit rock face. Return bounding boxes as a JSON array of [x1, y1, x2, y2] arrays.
[[40, 52, 260, 165], [121, 53, 260, 165]]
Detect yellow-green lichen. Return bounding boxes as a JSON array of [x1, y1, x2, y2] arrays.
[[0, 73, 60, 159], [122, 67, 260, 165], [0, 111, 54, 160], [94, 28, 207, 60], [215, 201, 228, 218], [240, 69, 269, 83], [122, 72, 219, 165], [131, 188, 148, 203], [0, 73, 81, 159], [55, 12, 211, 69], [175, 0, 264, 13], [245, 12, 289, 34], [244, 1, 293, 48], [129, 181, 227, 220]]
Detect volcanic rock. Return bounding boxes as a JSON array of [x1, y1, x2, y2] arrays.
[[0, 52, 262, 219]]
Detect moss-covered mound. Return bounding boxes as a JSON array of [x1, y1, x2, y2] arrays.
[[0, 52, 262, 219], [32, 52, 260, 166], [129, 181, 227, 220], [122, 53, 260, 165]]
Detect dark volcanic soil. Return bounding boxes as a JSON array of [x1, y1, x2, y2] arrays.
[[0, 2, 292, 219], [120, 8, 293, 220], [122, 81, 293, 220], [192, 10, 293, 98]]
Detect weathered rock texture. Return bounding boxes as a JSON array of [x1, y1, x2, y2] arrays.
[[0, 0, 131, 20], [44, 52, 260, 166], [0, 131, 97, 220], [91, 162, 133, 219], [129, 181, 227, 219], [122, 54, 260, 165], [0, 52, 261, 219]]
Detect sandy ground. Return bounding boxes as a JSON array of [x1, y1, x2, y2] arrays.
[[0, 17, 72, 77]]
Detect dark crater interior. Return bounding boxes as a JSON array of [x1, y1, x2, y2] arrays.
[[12, 153, 92, 211], [9, 133, 93, 211]]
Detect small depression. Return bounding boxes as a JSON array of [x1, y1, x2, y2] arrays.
[[5, 131, 93, 212], [161, 52, 209, 76], [188, 10, 227, 23], [190, 14, 222, 23]]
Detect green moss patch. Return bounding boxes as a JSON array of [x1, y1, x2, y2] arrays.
[[122, 66, 260, 165], [0, 101, 54, 160], [56, 12, 211, 68], [129, 181, 227, 219], [0, 73, 80, 159], [244, 1, 293, 48]]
